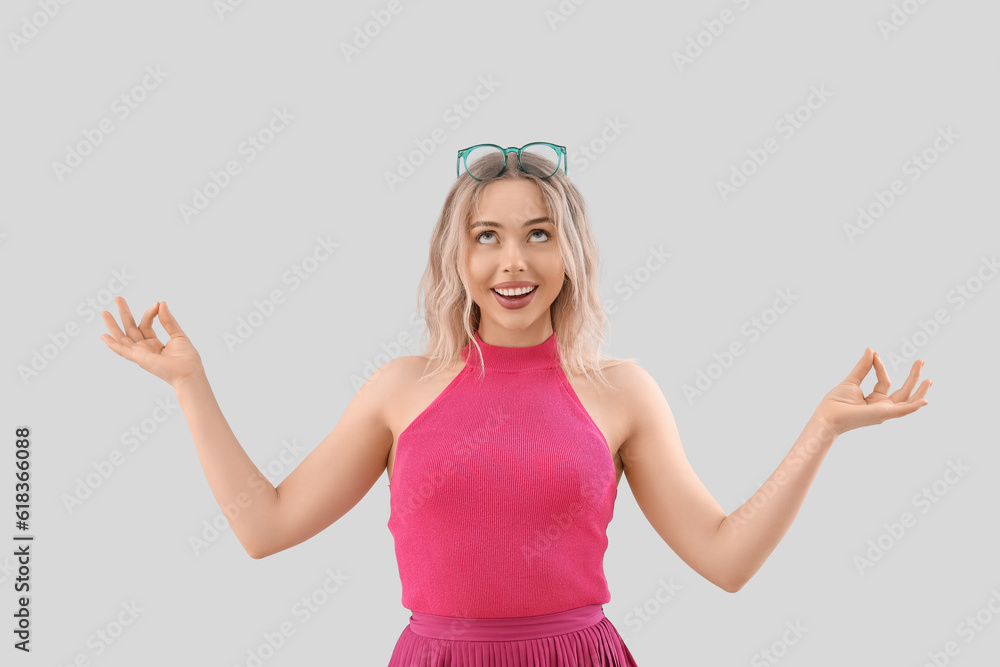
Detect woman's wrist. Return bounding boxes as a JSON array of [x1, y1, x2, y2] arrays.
[[809, 408, 842, 440], [172, 366, 209, 395]]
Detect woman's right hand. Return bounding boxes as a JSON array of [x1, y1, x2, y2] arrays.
[[100, 297, 205, 389]]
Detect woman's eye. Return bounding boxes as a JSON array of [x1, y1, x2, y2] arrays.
[[475, 229, 551, 244]]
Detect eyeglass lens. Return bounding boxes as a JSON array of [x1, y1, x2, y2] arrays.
[[464, 144, 562, 180]]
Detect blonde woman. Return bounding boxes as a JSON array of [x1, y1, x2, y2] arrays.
[[100, 142, 932, 665]]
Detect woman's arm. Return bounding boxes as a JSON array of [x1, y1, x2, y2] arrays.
[[713, 350, 930, 590], [173, 355, 396, 560], [619, 349, 930, 593], [618, 361, 733, 591], [102, 298, 396, 560], [711, 414, 837, 591], [174, 369, 281, 559]]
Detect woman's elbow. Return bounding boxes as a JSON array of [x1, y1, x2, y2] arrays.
[[717, 571, 748, 593], [244, 538, 275, 559]]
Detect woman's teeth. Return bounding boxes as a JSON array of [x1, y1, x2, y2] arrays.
[[493, 286, 536, 297]]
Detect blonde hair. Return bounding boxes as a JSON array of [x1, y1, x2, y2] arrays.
[[414, 147, 636, 389]]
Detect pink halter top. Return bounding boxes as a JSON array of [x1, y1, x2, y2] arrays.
[[387, 329, 618, 617]]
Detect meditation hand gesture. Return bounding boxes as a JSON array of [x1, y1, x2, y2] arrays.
[[814, 348, 932, 437], [100, 297, 204, 389]]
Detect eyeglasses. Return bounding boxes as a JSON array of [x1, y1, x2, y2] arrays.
[[456, 142, 568, 181]]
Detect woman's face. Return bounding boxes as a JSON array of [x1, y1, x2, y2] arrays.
[[463, 179, 565, 343]]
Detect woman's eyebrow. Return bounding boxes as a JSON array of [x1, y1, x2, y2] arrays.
[[468, 217, 554, 230]]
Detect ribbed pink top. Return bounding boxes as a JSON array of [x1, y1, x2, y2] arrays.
[[387, 329, 618, 618]]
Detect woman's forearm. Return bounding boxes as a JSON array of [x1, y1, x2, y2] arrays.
[[174, 369, 279, 558], [713, 414, 839, 591]]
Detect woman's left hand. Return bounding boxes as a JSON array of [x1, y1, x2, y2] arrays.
[[814, 348, 932, 437]]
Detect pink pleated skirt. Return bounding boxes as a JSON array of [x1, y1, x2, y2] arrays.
[[387, 603, 638, 666]]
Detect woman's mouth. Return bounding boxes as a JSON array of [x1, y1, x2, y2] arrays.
[[491, 286, 537, 310]]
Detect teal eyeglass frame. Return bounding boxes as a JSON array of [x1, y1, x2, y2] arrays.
[[456, 142, 568, 181]]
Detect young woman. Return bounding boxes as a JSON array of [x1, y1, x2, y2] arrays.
[[100, 142, 932, 665]]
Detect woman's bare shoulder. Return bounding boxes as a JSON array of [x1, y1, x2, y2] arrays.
[[377, 354, 463, 395], [374, 355, 424, 394], [596, 358, 655, 410], [598, 355, 642, 382]]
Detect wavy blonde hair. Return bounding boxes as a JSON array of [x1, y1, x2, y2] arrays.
[[414, 147, 635, 389]]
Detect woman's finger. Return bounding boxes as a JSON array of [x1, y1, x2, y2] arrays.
[[890, 359, 924, 403], [844, 347, 875, 385], [912, 378, 933, 402], [871, 380, 930, 423], [870, 352, 891, 397], [892, 388, 930, 417], [895, 378, 932, 411], [100, 308, 128, 340], [100, 332, 136, 362], [115, 296, 143, 342], [137, 302, 160, 340], [157, 301, 188, 339]]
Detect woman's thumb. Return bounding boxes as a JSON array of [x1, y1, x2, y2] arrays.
[[158, 301, 187, 338]]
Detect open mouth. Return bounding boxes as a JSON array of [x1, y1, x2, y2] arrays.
[[491, 285, 537, 308], [491, 286, 536, 300]]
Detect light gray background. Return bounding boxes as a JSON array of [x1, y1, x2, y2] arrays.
[[2, 1, 998, 665]]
